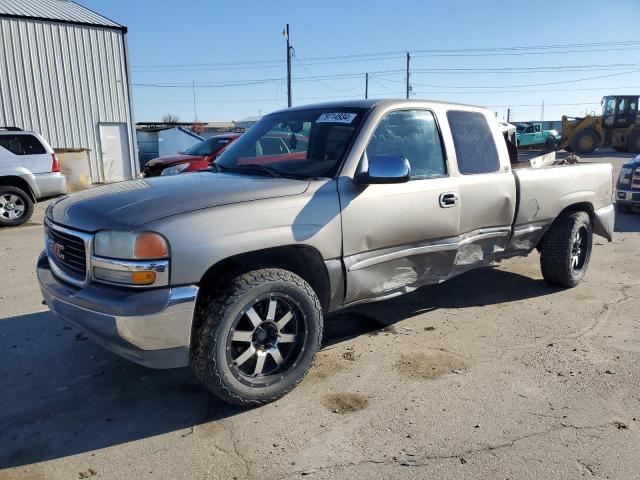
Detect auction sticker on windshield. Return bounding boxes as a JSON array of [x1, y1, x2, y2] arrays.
[[316, 112, 358, 123]]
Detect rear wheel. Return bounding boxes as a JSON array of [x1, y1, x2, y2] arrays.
[[0, 186, 34, 227], [570, 129, 600, 155], [627, 129, 640, 153], [540, 211, 592, 288], [190, 268, 323, 406]]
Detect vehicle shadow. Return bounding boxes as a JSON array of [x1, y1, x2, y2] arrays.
[[323, 266, 559, 347], [614, 208, 640, 233], [579, 148, 636, 160], [0, 267, 556, 469]]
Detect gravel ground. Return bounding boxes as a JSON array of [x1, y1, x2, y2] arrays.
[[1, 150, 639, 480]]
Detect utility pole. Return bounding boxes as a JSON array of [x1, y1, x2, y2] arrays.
[[541, 100, 545, 121], [365, 73, 369, 99], [507, 108, 511, 123], [406, 52, 411, 99], [192, 80, 197, 124], [284, 24, 292, 108]]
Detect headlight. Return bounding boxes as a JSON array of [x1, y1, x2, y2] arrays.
[[161, 163, 189, 176], [619, 167, 633, 185], [93, 231, 169, 287], [94, 231, 168, 259]]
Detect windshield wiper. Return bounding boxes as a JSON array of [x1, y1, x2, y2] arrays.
[[210, 163, 231, 173]]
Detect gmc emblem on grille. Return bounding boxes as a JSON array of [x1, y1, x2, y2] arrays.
[[51, 242, 65, 260]]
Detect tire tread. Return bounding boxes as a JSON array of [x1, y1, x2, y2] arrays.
[[540, 211, 591, 288], [190, 268, 323, 406]]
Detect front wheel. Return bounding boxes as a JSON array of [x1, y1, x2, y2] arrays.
[[627, 129, 640, 153], [571, 129, 600, 155], [190, 268, 323, 406], [540, 211, 592, 288], [543, 136, 557, 153]]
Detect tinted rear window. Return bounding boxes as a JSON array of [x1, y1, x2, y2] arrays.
[[447, 111, 500, 174], [0, 134, 46, 155]]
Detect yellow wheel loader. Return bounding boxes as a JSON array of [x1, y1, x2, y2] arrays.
[[560, 95, 640, 154]]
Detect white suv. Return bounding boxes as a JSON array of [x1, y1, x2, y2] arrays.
[[0, 127, 67, 227]]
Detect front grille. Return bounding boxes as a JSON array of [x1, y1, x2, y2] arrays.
[[632, 168, 640, 191], [143, 165, 164, 177], [46, 224, 87, 282]]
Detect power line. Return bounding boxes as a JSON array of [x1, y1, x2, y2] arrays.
[[389, 69, 640, 89], [132, 65, 640, 90], [131, 40, 640, 70], [293, 58, 355, 93], [409, 63, 640, 73], [130, 46, 640, 73]]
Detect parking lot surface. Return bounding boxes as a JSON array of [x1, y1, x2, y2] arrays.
[[1, 150, 639, 480]]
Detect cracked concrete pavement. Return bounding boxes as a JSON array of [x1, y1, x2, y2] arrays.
[[1, 149, 639, 479]]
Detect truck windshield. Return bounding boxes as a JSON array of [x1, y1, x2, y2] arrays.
[[184, 137, 231, 156], [214, 108, 367, 179]]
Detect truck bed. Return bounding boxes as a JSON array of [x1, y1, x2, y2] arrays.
[[511, 162, 614, 242]]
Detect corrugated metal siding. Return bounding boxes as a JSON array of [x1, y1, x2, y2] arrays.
[[0, 0, 122, 29], [0, 17, 136, 182]]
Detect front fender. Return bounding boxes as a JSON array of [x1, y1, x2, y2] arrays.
[[143, 179, 343, 285]]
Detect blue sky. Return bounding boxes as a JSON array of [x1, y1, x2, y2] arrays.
[[80, 0, 640, 123]]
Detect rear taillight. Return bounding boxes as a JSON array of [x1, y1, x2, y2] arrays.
[[51, 153, 60, 173]]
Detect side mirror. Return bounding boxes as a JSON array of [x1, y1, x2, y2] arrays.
[[355, 154, 411, 185]]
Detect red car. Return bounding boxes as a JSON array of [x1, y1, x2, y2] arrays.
[[143, 133, 240, 177]]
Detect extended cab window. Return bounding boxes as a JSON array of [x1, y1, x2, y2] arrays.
[[447, 110, 500, 175], [0, 134, 46, 155], [366, 110, 446, 179]]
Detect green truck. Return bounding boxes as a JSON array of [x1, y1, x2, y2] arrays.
[[515, 122, 562, 150]]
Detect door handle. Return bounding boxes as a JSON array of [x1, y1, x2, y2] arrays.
[[439, 192, 459, 208]]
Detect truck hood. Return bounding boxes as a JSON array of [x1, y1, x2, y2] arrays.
[[47, 172, 310, 231], [145, 154, 202, 167]]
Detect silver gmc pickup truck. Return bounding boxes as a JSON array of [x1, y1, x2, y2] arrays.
[[38, 100, 615, 405]]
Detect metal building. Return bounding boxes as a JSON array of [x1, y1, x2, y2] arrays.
[[0, 0, 137, 183]]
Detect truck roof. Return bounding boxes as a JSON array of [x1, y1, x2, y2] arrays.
[[271, 98, 488, 115]]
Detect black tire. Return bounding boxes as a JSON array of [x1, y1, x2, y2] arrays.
[[612, 145, 628, 152], [627, 129, 640, 153], [570, 129, 600, 155], [190, 268, 323, 406], [0, 185, 34, 227], [540, 211, 592, 288], [617, 202, 631, 214], [543, 136, 556, 153]]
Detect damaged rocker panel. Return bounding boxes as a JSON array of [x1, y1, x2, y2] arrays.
[[343, 226, 512, 305]]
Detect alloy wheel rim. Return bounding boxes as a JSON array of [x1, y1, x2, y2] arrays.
[[571, 226, 589, 271], [226, 293, 307, 386], [0, 194, 25, 220]]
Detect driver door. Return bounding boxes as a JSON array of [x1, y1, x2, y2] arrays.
[[338, 109, 460, 305]]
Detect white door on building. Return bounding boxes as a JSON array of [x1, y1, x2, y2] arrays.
[[99, 123, 131, 182]]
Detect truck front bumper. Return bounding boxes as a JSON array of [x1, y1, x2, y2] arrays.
[[37, 253, 198, 369], [616, 189, 640, 208]]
